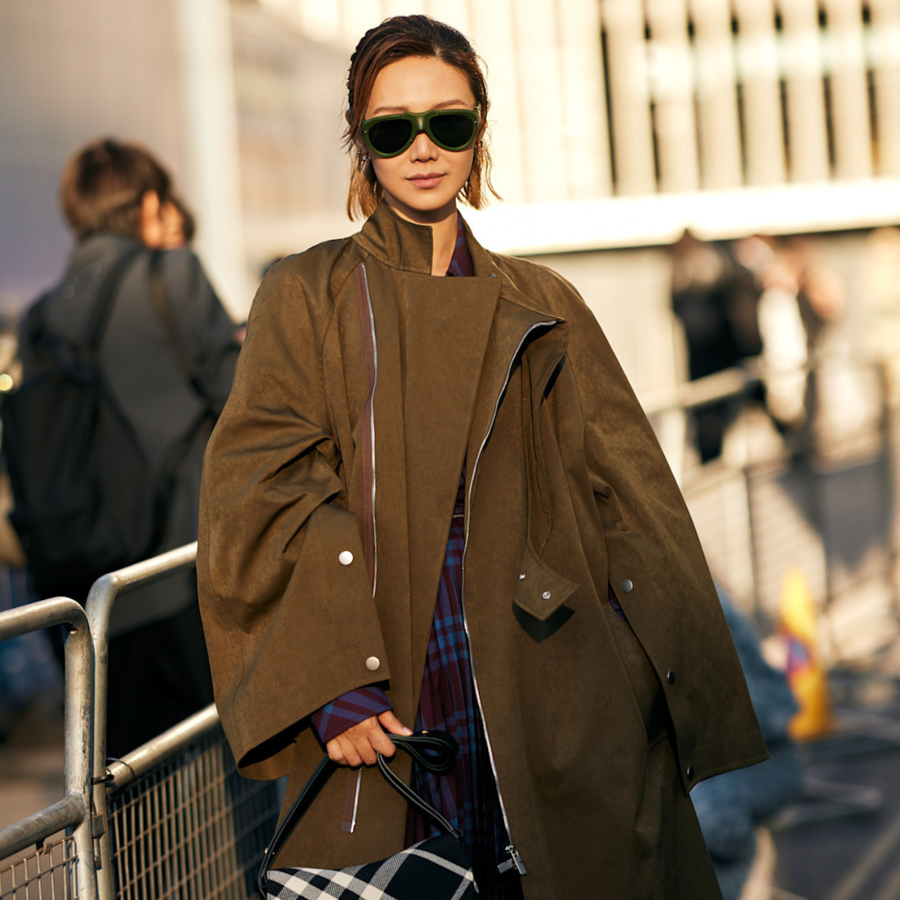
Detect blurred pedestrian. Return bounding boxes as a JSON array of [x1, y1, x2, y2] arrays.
[[670, 231, 763, 462], [692, 588, 804, 900], [199, 15, 767, 900], [9, 138, 241, 756], [0, 567, 62, 744]]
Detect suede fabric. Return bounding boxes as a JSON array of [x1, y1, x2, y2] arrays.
[[198, 202, 768, 899]]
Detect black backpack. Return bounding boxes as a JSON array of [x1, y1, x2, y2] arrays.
[[2, 250, 194, 599]]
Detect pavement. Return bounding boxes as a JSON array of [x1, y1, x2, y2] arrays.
[[771, 676, 900, 900], [0, 689, 64, 834]]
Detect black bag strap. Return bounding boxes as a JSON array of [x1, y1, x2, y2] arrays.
[[256, 731, 460, 897], [147, 250, 202, 387], [84, 248, 144, 352]]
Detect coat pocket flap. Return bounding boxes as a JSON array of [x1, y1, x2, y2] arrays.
[[513, 542, 579, 621]]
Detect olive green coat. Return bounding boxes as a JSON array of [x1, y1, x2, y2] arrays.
[[197, 202, 768, 899]]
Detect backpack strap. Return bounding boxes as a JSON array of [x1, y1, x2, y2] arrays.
[[146, 250, 202, 389], [84, 248, 144, 352]]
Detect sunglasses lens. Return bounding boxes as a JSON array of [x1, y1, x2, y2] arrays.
[[429, 113, 476, 149], [367, 118, 413, 156]]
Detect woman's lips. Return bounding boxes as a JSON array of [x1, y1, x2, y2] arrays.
[[408, 173, 444, 189]]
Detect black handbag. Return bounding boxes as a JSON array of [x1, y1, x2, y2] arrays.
[[256, 731, 477, 900]]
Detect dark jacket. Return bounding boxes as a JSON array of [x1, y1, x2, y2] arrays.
[[198, 203, 768, 899], [24, 233, 240, 634]]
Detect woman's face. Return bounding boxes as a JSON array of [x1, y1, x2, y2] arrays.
[[363, 56, 477, 224]]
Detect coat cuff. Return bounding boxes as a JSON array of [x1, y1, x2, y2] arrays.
[[311, 686, 393, 745]]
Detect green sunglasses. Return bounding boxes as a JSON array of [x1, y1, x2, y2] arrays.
[[361, 106, 481, 158]]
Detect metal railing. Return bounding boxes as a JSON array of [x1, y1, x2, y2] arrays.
[[1, 544, 280, 900], [83, 543, 199, 898], [82, 543, 279, 900], [103, 706, 279, 900], [656, 359, 900, 672], [0, 598, 94, 900]]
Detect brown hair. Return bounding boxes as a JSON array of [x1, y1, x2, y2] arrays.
[[344, 15, 499, 220], [60, 138, 172, 240]]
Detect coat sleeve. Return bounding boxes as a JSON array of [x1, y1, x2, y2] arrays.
[[197, 259, 389, 775], [558, 280, 768, 791]]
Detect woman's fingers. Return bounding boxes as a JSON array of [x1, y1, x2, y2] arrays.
[[326, 715, 403, 766], [326, 734, 360, 767], [353, 718, 395, 763], [378, 710, 413, 737]]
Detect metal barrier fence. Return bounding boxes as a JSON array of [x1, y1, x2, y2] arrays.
[[648, 361, 900, 671], [0, 545, 280, 900], [103, 707, 279, 900], [0, 598, 94, 900]]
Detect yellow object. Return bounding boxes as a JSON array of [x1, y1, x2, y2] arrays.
[[778, 567, 834, 741]]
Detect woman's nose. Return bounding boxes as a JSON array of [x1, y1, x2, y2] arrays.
[[409, 130, 438, 161]]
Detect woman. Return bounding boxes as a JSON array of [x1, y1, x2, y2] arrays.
[[198, 15, 767, 899]]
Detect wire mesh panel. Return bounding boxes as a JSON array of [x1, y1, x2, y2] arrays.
[[683, 464, 757, 616], [0, 835, 78, 900], [107, 725, 280, 900]]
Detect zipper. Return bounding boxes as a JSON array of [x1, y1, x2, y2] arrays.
[[359, 263, 378, 595], [462, 319, 556, 876]]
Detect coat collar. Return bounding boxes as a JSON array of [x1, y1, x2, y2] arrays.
[[351, 202, 562, 324], [351, 201, 571, 427], [351, 202, 435, 275]]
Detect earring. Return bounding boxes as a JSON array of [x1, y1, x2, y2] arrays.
[[357, 149, 370, 164]]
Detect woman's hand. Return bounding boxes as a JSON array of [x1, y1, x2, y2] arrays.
[[325, 710, 412, 767]]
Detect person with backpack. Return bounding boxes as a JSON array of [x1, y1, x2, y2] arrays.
[[4, 138, 241, 755]]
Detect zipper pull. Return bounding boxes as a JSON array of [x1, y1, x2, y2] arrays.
[[497, 844, 527, 875]]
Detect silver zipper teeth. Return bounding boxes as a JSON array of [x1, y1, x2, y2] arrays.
[[462, 320, 556, 864], [350, 769, 362, 832], [361, 263, 378, 596]]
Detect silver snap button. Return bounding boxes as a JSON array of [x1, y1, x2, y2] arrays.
[[365, 656, 380, 672], [621, 579, 634, 594], [542, 590, 552, 599], [519, 572, 527, 580], [338, 550, 354, 566]]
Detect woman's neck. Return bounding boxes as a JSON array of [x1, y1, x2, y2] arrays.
[[429, 211, 459, 276], [382, 199, 458, 276]]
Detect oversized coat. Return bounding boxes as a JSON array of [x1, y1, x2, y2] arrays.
[[198, 202, 768, 899]]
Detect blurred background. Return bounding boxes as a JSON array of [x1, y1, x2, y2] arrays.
[[4, 1, 900, 898]]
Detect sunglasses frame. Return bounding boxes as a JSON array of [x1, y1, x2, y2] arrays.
[[360, 106, 481, 159]]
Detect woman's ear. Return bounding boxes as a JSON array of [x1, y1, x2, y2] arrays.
[[139, 190, 164, 247]]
